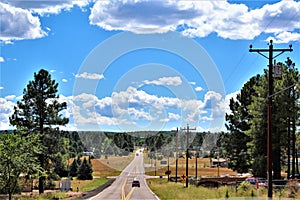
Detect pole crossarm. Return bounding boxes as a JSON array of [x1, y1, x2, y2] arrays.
[[249, 43, 292, 60]]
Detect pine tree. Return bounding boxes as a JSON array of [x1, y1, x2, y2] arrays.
[[9, 69, 69, 193], [224, 76, 259, 173], [69, 158, 78, 177], [77, 157, 93, 180]]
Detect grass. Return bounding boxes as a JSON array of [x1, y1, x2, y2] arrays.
[[91, 154, 134, 177], [147, 178, 300, 200], [71, 178, 108, 192], [144, 156, 237, 177]]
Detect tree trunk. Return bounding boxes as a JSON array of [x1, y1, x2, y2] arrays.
[[39, 154, 45, 194]]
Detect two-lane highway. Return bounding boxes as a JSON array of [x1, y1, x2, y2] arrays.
[[89, 149, 159, 200]]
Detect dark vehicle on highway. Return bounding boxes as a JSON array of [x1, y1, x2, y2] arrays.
[[132, 178, 140, 187]]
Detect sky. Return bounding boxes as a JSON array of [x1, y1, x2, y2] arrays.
[[0, 0, 300, 133]]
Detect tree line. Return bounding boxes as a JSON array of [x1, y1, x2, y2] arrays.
[[223, 58, 300, 179]]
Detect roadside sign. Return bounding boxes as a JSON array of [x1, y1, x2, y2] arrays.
[[180, 174, 186, 183]]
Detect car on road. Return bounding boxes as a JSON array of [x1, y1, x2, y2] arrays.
[[132, 178, 140, 187], [244, 177, 267, 187]]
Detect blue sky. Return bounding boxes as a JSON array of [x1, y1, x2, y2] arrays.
[[0, 0, 300, 132]]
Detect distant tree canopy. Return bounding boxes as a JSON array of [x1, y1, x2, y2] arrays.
[[225, 58, 300, 178], [9, 69, 69, 194]]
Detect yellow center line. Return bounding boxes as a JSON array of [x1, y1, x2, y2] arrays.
[[121, 178, 127, 200], [125, 187, 135, 200]]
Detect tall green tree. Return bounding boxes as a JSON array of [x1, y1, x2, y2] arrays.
[[0, 132, 41, 200], [224, 76, 259, 173], [9, 69, 69, 194], [225, 58, 300, 178], [77, 157, 93, 180]]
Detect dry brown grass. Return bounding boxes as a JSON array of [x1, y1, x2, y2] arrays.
[[90, 153, 236, 178], [91, 154, 134, 177], [144, 157, 237, 177]]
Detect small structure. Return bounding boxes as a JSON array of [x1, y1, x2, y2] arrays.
[[60, 178, 71, 192], [210, 158, 228, 168]]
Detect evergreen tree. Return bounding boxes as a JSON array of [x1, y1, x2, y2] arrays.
[[9, 69, 69, 193], [225, 58, 300, 178], [69, 158, 79, 177], [77, 157, 93, 180], [224, 76, 259, 173]]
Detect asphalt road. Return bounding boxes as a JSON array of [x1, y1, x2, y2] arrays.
[[89, 149, 159, 200]]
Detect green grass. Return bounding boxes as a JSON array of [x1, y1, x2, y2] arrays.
[[146, 178, 299, 200], [75, 178, 109, 192]]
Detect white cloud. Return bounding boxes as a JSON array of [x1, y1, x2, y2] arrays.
[[62, 78, 68, 83], [5, 95, 16, 101], [89, 0, 300, 42], [142, 76, 182, 86], [0, 2, 47, 42], [0, 56, 4, 62], [75, 72, 104, 80], [0, 96, 15, 130], [3, 0, 89, 16], [0, 86, 3, 90], [266, 31, 300, 44], [161, 112, 181, 122], [0, 87, 231, 131], [0, 0, 90, 42], [195, 86, 203, 92]]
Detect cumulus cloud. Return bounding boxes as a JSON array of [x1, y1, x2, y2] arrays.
[[62, 78, 68, 83], [0, 88, 229, 131], [89, 0, 300, 42], [2, 0, 299, 43], [62, 86, 226, 130], [0, 2, 47, 42], [0, 0, 89, 42], [75, 72, 104, 80], [0, 96, 15, 130], [0, 56, 4, 62], [1, 0, 89, 15], [142, 76, 182, 86], [266, 31, 300, 44]]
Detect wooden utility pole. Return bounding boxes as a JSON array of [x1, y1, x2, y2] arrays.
[[181, 124, 196, 188], [249, 40, 293, 198]]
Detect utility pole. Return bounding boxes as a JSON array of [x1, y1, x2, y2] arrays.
[[195, 150, 198, 180], [249, 40, 293, 198], [175, 128, 178, 183], [181, 124, 196, 188]]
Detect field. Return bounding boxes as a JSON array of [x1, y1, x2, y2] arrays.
[[144, 156, 238, 177], [146, 178, 300, 200], [91, 155, 134, 177]]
